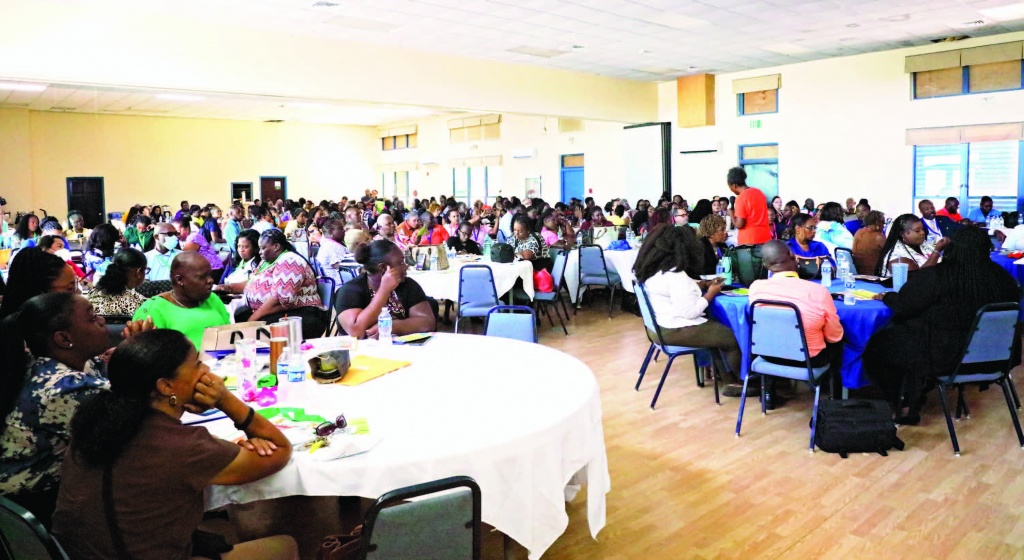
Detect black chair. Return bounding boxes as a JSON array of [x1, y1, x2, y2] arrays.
[[136, 280, 171, 298], [101, 315, 133, 348], [0, 496, 69, 559]]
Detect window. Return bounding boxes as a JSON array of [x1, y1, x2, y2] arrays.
[[913, 67, 964, 99], [738, 144, 779, 202], [451, 166, 501, 205], [381, 170, 413, 202], [911, 55, 1024, 99], [381, 133, 416, 151], [912, 141, 1023, 213], [738, 89, 778, 115]]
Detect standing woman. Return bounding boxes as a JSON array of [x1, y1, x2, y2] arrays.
[[53, 330, 298, 560], [876, 214, 948, 278], [234, 229, 324, 339]]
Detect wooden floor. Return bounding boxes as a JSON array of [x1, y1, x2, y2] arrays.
[[528, 299, 1024, 560]]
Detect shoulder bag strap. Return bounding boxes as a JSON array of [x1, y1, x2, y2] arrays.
[[102, 464, 136, 560]]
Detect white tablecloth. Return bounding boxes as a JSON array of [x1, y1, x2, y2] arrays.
[[564, 248, 640, 303], [406, 258, 535, 302], [204, 334, 609, 559]]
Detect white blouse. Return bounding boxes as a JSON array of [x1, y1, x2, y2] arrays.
[[642, 269, 707, 329], [880, 241, 931, 278]]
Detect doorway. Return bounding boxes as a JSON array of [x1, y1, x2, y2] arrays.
[[560, 154, 585, 204], [66, 177, 105, 228], [259, 176, 287, 204], [231, 182, 254, 204]]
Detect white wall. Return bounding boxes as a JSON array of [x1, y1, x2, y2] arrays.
[[659, 31, 1024, 220], [378, 114, 627, 204]]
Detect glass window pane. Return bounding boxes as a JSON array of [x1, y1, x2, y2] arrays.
[[914, 68, 963, 99], [741, 89, 777, 115], [968, 60, 1022, 93], [913, 144, 964, 210], [406, 171, 418, 204], [453, 168, 468, 199], [382, 172, 396, 199], [486, 166, 502, 205], [469, 166, 487, 205], [968, 141, 1019, 212], [742, 163, 778, 202]]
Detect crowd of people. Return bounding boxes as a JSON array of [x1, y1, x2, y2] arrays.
[[0, 172, 1018, 556]]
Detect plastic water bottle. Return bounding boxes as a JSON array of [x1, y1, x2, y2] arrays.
[[482, 236, 493, 261], [377, 307, 393, 346], [843, 273, 856, 306], [821, 259, 832, 288], [446, 244, 456, 261], [286, 352, 305, 383], [626, 228, 636, 247], [429, 253, 438, 270], [274, 349, 291, 394], [720, 256, 733, 285]]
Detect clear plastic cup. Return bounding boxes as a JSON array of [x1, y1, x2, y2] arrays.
[[891, 262, 909, 292]]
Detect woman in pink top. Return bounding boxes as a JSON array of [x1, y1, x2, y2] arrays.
[[443, 208, 461, 238], [176, 217, 224, 281], [539, 210, 573, 250]]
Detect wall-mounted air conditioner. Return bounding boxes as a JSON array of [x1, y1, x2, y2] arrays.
[[511, 148, 537, 159]]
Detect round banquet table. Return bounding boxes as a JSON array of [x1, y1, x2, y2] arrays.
[[709, 280, 894, 389], [406, 258, 536, 302], [202, 334, 609, 560], [990, 252, 1024, 285], [563, 247, 639, 303]]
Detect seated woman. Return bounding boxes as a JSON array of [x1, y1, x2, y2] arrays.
[[0, 248, 79, 320], [632, 224, 744, 396], [786, 214, 834, 272], [852, 210, 886, 275], [876, 214, 948, 279], [814, 202, 854, 254], [443, 208, 462, 238], [687, 199, 713, 225], [0, 293, 147, 526], [232, 229, 325, 339], [509, 215, 551, 270], [83, 223, 121, 280], [134, 252, 230, 349], [123, 215, 155, 252], [336, 240, 435, 339], [53, 330, 298, 560], [11, 213, 40, 249], [865, 227, 1019, 424], [539, 210, 574, 250], [175, 217, 224, 282], [223, 229, 261, 285], [696, 214, 728, 276], [87, 248, 148, 317], [609, 205, 628, 226], [38, 236, 88, 280], [446, 222, 482, 255], [417, 212, 449, 246]]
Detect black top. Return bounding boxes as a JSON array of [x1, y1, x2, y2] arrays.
[[876, 261, 1020, 376], [334, 273, 428, 321], [699, 237, 723, 276], [446, 237, 482, 255]]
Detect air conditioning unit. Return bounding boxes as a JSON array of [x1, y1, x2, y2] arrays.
[[511, 148, 537, 159]]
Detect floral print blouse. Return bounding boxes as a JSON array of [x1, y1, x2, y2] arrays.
[[0, 357, 109, 495]]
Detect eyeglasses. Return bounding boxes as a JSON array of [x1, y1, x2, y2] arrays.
[[800, 225, 818, 231], [674, 213, 689, 219], [314, 414, 348, 437]]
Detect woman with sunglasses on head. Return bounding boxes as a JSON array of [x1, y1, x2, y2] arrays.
[[52, 330, 297, 560]]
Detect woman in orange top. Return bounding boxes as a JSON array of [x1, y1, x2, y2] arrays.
[[417, 212, 450, 246]]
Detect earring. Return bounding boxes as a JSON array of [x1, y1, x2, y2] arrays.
[[68, 343, 73, 348], [169, 394, 178, 406]]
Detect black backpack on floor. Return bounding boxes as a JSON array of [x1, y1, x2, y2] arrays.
[[813, 399, 905, 458]]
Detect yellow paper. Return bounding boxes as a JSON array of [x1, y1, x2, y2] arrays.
[[338, 356, 411, 386]]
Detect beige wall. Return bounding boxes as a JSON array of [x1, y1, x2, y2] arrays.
[[1, 109, 378, 219], [379, 114, 627, 204], [0, 1, 657, 124], [659, 31, 1024, 220]]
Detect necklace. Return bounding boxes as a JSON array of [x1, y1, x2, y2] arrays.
[[169, 290, 200, 308]]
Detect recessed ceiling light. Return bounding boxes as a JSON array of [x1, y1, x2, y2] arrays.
[[156, 93, 204, 102], [0, 82, 47, 92], [762, 43, 812, 55], [638, 12, 710, 30], [846, 23, 860, 28], [880, 14, 911, 23], [980, 3, 1024, 21]]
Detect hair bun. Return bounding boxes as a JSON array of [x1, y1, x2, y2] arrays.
[[353, 243, 372, 264]]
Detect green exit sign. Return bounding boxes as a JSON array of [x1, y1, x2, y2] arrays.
[[749, 120, 762, 129]]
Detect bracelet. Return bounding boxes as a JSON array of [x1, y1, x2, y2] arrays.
[[234, 407, 256, 431]]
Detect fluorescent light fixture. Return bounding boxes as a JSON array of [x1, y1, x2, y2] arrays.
[[639, 12, 709, 30], [0, 82, 47, 92], [762, 43, 812, 55], [156, 93, 204, 102], [980, 3, 1024, 21]]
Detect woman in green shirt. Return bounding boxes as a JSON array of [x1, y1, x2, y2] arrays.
[[133, 252, 228, 349], [123, 215, 155, 252]]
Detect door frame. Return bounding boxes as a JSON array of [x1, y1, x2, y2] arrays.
[[259, 176, 288, 202], [66, 176, 106, 227]]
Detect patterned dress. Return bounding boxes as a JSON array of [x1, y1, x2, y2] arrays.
[[243, 251, 321, 312], [0, 357, 109, 495], [87, 288, 147, 317]]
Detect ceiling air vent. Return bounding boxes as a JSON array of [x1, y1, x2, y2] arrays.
[[932, 35, 969, 43], [311, 1, 339, 7], [957, 20, 987, 28], [264, 119, 285, 123]]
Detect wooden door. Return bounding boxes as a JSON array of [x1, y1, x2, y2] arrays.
[[260, 177, 287, 204], [66, 177, 105, 228]]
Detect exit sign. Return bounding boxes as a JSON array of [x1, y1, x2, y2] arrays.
[[749, 120, 762, 129]]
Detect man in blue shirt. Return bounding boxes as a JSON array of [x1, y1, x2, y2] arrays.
[[966, 196, 996, 224]]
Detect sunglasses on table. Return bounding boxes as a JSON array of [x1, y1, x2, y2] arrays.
[[314, 414, 348, 437]]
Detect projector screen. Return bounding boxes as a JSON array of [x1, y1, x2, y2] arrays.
[[623, 122, 671, 205]]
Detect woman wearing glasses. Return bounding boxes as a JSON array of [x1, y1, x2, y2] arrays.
[[86, 248, 149, 316], [786, 213, 833, 261]]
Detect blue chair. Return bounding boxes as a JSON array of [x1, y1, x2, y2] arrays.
[[633, 281, 726, 408], [931, 302, 1024, 456], [736, 300, 830, 452], [316, 276, 336, 337], [360, 476, 481, 560], [456, 265, 499, 334], [218, 261, 235, 283], [576, 245, 621, 318], [485, 305, 537, 343], [533, 251, 570, 335], [496, 229, 508, 244], [0, 495, 70, 559], [834, 247, 856, 274]]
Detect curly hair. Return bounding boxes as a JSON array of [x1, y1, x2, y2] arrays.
[[863, 210, 885, 228], [633, 223, 704, 283], [698, 214, 726, 239]]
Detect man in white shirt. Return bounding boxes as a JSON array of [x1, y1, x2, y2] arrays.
[[145, 223, 181, 281], [315, 218, 350, 287]]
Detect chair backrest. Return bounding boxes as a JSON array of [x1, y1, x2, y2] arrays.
[[339, 266, 358, 285], [317, 276, 335, 312], [136, 280, 171, 298], [458, 265, 499, 309], [0, 496, 69, 560], [748, 300, 813, 365], [496, 229, 508, 243], [550, 251, 568, 291], [834, 247, 856, 274], [219, 261, 236, 284], [633, 281, 667, 347], [485, 305, 537, 343], [579, 245, 609, 281], [958, 302, 1020, 368], [101, 315, 133, 349], [362, 476, 481, 560]]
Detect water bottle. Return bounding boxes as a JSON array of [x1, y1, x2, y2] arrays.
[[430, 254, 438, 271], [446, 244, 456, 261], [377, 307, 393, 346], [626, 228, 636, 247], [482, 236, 493, 261], [821, 259, 832, 288], [720, 256, 733, 285], [843, 273, 856, 306], [286, 351, 305, 383]]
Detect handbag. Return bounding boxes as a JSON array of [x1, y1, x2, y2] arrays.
[[722, 244, 765, 287], [533, 268, 554, 293], [795, 256, 823, 280], [315, 526, 363, 560], [200, 321, 270, 353], [490, 243, 514, 263], [813, 399, 905, 458], [406, 246, 449, 270]]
